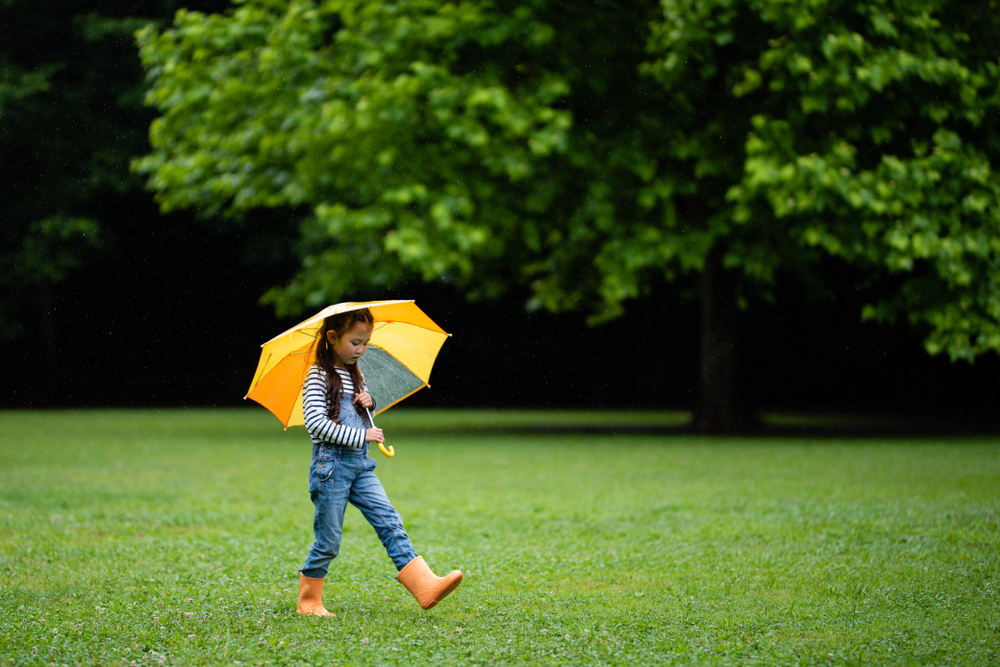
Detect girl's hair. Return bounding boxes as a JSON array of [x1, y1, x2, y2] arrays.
[[314, 308, 374, 423]]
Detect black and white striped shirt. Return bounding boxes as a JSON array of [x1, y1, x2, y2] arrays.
[[303, 365, 370, 448]]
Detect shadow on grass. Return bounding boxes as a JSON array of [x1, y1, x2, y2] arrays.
[[377, 408, 1000, 438]]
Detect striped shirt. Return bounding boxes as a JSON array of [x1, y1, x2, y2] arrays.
[[303, 365, 370, 448]]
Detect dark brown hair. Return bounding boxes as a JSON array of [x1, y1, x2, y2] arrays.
[[314, 308, 374, 423]]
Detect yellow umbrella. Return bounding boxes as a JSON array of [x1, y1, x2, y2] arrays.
[[245, 300, 450, 457]]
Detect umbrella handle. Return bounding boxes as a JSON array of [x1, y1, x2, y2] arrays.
[[366, 407, 395, 458]]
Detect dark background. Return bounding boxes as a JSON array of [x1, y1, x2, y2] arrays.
[[1, 0, 997, 420], [5, 213, 998, 418]]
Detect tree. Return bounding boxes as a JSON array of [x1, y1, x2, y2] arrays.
[[136, 0, 1000, 430]]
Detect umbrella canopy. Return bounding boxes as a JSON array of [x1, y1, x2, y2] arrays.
[[246, 300, 450, 428]]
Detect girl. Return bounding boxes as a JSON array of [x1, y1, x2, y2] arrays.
[[296, 307, 463, 616]]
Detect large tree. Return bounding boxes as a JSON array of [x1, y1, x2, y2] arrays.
[[136, 0, 1000, 430]]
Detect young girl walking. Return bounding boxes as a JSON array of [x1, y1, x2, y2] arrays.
[[296, 307, 463, 616]]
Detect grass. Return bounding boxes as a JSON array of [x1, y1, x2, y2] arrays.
[[370, 408, 693, 431], [0, 408, 998, 666]]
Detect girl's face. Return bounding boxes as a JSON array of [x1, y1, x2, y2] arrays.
[[328, 320, 372, 368]]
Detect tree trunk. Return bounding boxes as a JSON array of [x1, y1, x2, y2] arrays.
[[695, 250, 747, 432]]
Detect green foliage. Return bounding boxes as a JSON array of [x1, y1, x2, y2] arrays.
[[135, 0, 664, 317], [137, 0, 1000, 359], [654, 0, 1000, 360], [2, 409, 999, 665], [0, 59, 52, 117], [0, 216, 102, 284]]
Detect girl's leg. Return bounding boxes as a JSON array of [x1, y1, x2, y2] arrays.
[[349, 464, 417, 571], [301, 459, 353, 578], [350, 458, 463, 609]]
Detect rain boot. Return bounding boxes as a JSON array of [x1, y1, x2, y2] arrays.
[[296, 573, 334, 617], [397, 556, 463, 610]]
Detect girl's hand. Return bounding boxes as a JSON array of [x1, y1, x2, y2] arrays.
[[365, 428, 384, 443], [354, 392, 374, 410]]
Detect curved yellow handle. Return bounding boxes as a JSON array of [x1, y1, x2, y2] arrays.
[[378, 442, 395, 458]]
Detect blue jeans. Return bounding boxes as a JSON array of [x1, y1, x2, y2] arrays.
[[300, 443, 417, 578]]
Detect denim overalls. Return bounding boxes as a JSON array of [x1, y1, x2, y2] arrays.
[[300, 384, 417, 578]]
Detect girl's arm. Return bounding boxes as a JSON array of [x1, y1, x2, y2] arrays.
[[302, 367, 367, 448]]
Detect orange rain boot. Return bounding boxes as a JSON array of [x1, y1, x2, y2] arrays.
[[397, 556, 463, 610], [296, 574, 334, 617]]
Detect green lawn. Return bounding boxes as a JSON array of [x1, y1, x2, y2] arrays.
[[1, 409, 998, 666]]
